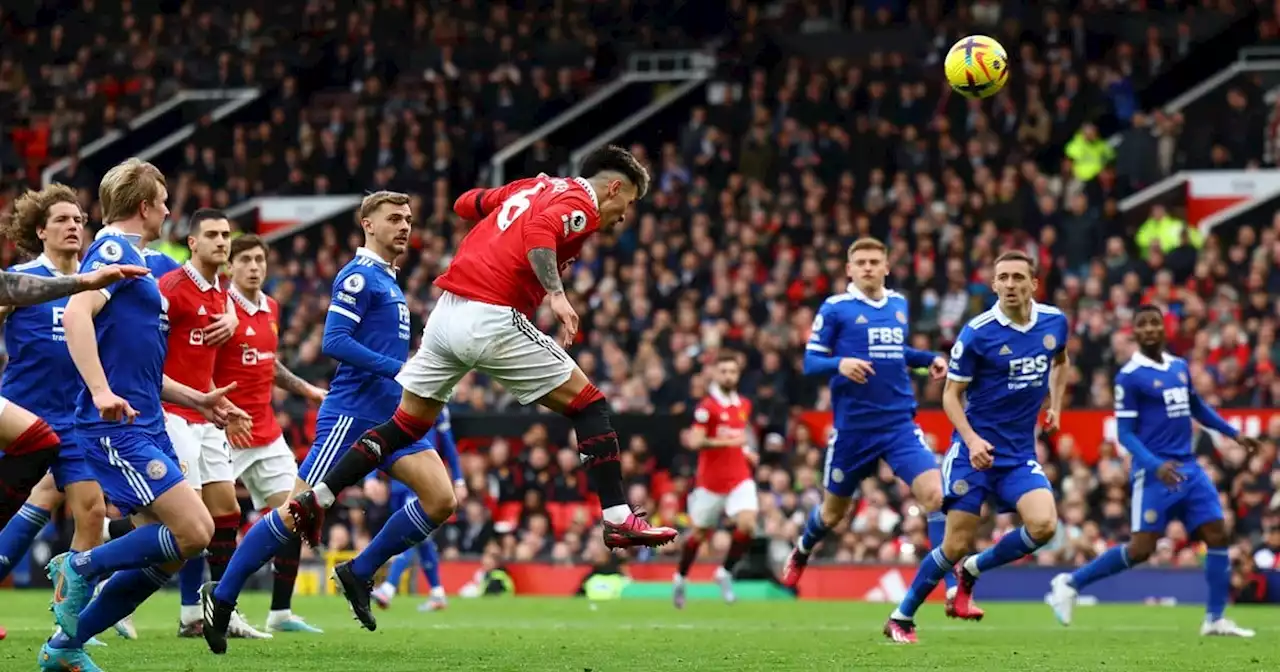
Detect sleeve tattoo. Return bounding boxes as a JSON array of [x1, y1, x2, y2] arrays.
[[274, 360, 313, 396], [526, 247, 564, 294], [0, 271, 86, 307]]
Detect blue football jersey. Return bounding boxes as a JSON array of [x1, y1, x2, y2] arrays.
[[1, 255, 81, 434], [947, 302, 1069, 462], [807, 288, 933, 431], [75, 227, 171, 435], [322, 247, 412, 419], [142, 247, 181, 277], [1114, 351, 1196, 468]]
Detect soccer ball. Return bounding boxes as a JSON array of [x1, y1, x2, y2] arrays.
[[944, 35, 1010, 99]]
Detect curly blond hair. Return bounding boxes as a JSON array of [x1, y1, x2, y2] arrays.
[[1, 184, 81, 259]]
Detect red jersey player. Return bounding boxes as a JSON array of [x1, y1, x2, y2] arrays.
[[284, 146, 676, 628], [157, 209, 261, 638], [673, 350, 759, 608], [214, 233, 325, 634]]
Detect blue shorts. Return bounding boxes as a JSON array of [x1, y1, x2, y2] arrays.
[[1131, 465, 1223, 534], [823, 424, 938, 498], [941, 442, 1052, 515], [300, 412, 432, 486], [50, 434, 95, 491], [79, 429, 185, 516]]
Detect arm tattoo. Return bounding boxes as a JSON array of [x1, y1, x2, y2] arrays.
[[527, 247, 564, 294], [274, 360, 313, 396], [0, 271, 86, 307]]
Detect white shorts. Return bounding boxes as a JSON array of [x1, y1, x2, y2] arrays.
[[397, 291, 576, 406], [0, 395, 9, 418], [232, 435, 298, 509], [165, 413, 233, 487], [688, 479, 759, 529]]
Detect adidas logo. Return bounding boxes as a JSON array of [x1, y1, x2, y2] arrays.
[[197, 305, 207, 316], [246, 327, 255, 336], [999, 345, 1012, 355], [864, 569, 909, 603], [855, 315, 868, 324]]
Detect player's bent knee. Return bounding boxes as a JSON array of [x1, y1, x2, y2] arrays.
[[420, 488, 457, 524], [26, 475, 62, 510], [171, 508, 215, 557], [1127, 536, 1157, 564], [1024, 517, 1058, 544], [1197, 522, 1229, 548]]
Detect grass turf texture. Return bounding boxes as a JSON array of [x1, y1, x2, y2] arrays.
[[0, 591, 1273, 670]]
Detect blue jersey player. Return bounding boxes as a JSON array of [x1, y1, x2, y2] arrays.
[[785, 238, 954, 595], [0, 185, 134, 593], [886, 251, 1070, 644], [1048, 305, 1258, 637], [370, 407, 465, 612], [202, 191, 442, 652], [41, 160, 245, 672]]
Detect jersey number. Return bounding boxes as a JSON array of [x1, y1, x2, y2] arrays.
[[496, 183, 547, 232], [1027, 460, 1045, 477]]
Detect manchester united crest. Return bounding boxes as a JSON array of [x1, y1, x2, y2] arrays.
[[895, 311, 907, 324], [1042, 334, 1057, 351]]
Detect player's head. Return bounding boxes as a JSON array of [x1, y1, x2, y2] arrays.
[[992, 250, 1037, 314], [580, 145, 649, 230], [846, 237, 889, 295], [228, 234, 268, 293], [358, 191, 412, 259], [1133, 304, 1167, 352], [187, 208, 232, 268], [1, 183, 84, 260], [712, 350, 742, 392], [99, 158, 168, 238]]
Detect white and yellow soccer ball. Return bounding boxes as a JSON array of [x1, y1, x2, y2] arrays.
[[944, 35, 1010, 99]]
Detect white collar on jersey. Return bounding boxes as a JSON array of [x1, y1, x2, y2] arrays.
[[35, 254, 68, 277], [573, 177, 599, 211], [355, 247, 397, 277], [181, 261, 221, 292], [1129, 350, 1175, 371], [95, 225, 142, 248], [993, 300, 1039, 333], [708, 383, 741, 408], [847, 284, 890, 309], [229, 284, 270, 315]]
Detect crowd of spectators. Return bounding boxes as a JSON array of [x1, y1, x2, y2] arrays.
[[2, 0, 1279, 590]]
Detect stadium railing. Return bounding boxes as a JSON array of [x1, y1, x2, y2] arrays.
[[39, 88, 261, 187], [488, 50, 717, 186]]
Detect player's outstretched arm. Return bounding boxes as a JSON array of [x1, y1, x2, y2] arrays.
[[1187, 390, 1241, 439], [274, 360, 326, 402], [0, 265, 147, 307]]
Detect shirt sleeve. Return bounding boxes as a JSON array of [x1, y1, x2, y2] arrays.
[[806, 301, 838, 355], [521, 202, 570, 254], [692, 400, 713, 434], [80, 241, 138, 300], [947, 325, 979, 383], [328, 269, 373, 325], [1112, 372, 1139, 421]]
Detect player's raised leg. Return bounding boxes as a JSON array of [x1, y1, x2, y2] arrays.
[[886, 489, 984, 643]]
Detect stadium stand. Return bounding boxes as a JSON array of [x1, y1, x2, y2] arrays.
[[1, 0, 1277, 599]]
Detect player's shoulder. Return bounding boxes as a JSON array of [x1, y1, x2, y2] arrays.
[[820, 292, 858, 310], [7, 258, 50, 275], [1034, 302, 1067, 325], [157, 266, 187, 289], [334, 258, 380, 295], [265, 294, 281, 315], [86, 234, 142, 264], [962, 307, 1000, 334]]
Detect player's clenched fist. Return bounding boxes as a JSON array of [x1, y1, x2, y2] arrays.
[[838, 357, 875, 384], [93, 389, 139, 423], [965, 435, 995, 470], [78, 264, 150, 290]]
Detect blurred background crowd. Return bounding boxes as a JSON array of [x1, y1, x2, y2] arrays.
[[2, 0, 1279, 595]]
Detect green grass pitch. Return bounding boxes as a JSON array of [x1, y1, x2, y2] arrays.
[[0, 591, 1273, 670]]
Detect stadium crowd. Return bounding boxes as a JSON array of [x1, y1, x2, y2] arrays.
[[1, 0, 1278, 596]]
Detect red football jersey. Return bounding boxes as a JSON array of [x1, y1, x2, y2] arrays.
[[436, 175, 600, 317], [691, 386, 754, 494], [160, 264, 229, 423], [214, 286, 283, 447]]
